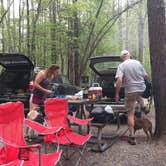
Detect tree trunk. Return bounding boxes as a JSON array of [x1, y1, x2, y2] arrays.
[[18, 0, 24, 52], [26, 0, 30, 57], [125, 0, 129, 50], [30, 0, 42, 64], [6, 0, 12, 52], [118, 0, 123, 50], [147, 0, 166, 137], [49, 1, 57, 63], [67, 0, 80, 86], [0, 0, 5, 52], [67, 16, 75, 84], [137, 1, 145, 62], [12, 0, 16, 52], [73, 2, 80, 86]]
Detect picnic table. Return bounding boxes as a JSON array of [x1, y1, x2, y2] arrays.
[[68, 98, 128, 152]]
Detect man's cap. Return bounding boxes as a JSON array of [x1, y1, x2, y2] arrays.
[[120, 50, 130, 57]]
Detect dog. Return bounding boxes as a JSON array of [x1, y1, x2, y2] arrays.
[[27, 109, 44, 124], [134, 117, 152, 140], [26, 107, 44, 141], [27, 105, 44, 124]]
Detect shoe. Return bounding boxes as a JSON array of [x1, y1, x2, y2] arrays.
[[128, 136, 136, 145]]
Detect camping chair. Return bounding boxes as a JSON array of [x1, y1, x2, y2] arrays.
[[0, 101, 62, 166], [44, 98, 92, 166], [0, 159, 24, 166]]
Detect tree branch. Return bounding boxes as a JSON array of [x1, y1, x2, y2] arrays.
[[84, 0, 104, 54], [93, 0, 143, 53], [0, 0, 14, 24], [80, 0, 143, 72]]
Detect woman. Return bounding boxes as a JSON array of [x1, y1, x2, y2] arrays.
[[30, 64, 60, 111]]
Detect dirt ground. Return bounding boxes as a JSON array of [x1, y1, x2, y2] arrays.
[[69, 109, 166, 166], [41, 108, 166, 166]]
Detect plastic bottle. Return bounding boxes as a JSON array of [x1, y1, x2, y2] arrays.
[[83, 86, 88, 99]]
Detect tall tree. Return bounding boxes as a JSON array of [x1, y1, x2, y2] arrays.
[[125, 0, 129, 50], [0, 0, 5, 52], [12, 0, 16, 52], [18, 0, 24, 52], [26, 0, 30, 57], [0, 0, 14, 23], [118, 0, 123, 50], [49, 0, 57, 63], [30, 0, 42, 64], [67, 0, 75, 84], [73, 0, 80, 85], [6, 0, 12, 52], [147, 0, 166, 137], [137, 1, 146, 62]]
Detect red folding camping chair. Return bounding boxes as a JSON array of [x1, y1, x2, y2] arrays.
[[0, 102, 62, 166], [0, 160, 24, 166], [43, 98, 93, 166]]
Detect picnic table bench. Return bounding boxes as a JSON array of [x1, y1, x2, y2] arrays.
[[68, 99, 128, 152]]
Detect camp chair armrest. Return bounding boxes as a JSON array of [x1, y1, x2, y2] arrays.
[[15, 144, 41, 149], [23, 144, 41, 149], [67, 115, 93, 125], [24, 119, 63, 134]]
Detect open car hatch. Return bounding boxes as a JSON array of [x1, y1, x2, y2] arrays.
[[0, 53, 34, 114], [0, 53, 34, 70], [89, 56, 121, 76], [89, 55, 124, 100]]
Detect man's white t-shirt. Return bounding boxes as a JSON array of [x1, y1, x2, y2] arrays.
[[115, 59, 147, 94]]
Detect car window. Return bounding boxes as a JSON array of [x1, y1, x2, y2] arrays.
[[94, 61, 120, 71]]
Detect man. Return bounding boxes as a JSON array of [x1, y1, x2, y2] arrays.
[[115, 50, 148, 145]]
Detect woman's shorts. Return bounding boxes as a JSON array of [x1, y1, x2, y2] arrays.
[[31, 94, 46, 105]]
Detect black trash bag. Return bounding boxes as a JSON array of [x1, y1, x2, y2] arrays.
[[89, 107, 114, 123], [143, 80, 152, 98]]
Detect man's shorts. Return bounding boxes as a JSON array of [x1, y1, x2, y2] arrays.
[[125, 92, 143, 112]]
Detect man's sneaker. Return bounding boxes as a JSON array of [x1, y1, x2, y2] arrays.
[[128, 136, 136, 145]]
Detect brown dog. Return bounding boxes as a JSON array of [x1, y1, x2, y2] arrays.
[[134, 117, 152, 140]]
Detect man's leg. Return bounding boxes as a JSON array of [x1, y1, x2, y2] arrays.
[[128, 110, 135, 137], [125, 93, 137, 145]]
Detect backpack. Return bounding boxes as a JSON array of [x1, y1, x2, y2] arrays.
[[143, 80, 152, 98]]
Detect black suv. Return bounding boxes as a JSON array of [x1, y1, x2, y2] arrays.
[[89, 55, 124, 102], [0, 53, 34, 114]]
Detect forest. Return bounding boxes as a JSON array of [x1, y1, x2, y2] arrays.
[[0, 0, 152, 85]]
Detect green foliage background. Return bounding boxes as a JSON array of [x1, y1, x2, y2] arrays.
[[0, 0, 151, 82]]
